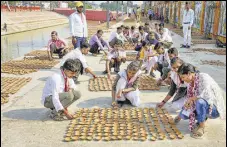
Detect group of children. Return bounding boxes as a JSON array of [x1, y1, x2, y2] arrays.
[[42, 20, 225, 139], [106, 22, 225, 139]]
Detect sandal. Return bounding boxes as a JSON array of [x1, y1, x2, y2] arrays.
[[50, 113, 64, 121], [174, 116, 181, 124], [112, 101, 121, 108], [191, 126, 205, 139]]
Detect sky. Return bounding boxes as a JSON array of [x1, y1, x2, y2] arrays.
[[88, 1, 143, 5]]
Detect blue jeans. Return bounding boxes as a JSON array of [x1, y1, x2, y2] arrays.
[[179, 98, 220, 123], [73, 37, 86, 49]]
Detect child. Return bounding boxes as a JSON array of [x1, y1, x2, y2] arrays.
[[135, 26, 148, 52], [103, 40, 126, 79], [129, 26, 139, 44], [138, 41, 158, 76], [153, 42, 170, 79], [156, 57, 187, 111], [112, 61, 142, 108], [156, 47, 179, 86]]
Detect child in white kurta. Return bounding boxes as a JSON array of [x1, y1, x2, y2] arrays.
[[104, 40, 127, 78], [112, 61, 142, 107]]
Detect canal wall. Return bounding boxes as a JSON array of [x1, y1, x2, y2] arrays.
[[1, 10, 69, 36]]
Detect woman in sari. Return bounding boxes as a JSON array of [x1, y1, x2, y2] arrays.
[[176, 63, 226, 138]]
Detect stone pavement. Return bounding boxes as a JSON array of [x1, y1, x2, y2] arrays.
[[1, 18, 226, 147]]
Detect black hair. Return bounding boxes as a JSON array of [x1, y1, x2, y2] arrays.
[[81, 42, 90, 48], [177, 63, 198, 75], [121, 25, 125, 28], [149, 31, 155, 35], [170, 57, 184, 66], [51, 31, 58, 36], [131, 26, 135, 30], [124, 26, 130, 29], [145, 22, 149, 26], [155, 23, 158, 26], [97, 30, 103, 34], [62, 59, 81, 72], [138, 26, 144, 31], [141, 41, 147, 47], [168, 47, 178, 56], [154, 42, 164, 50], [159, 23, 164, 27], [117, 27, 122, 30], [186, 2, 188, 5]]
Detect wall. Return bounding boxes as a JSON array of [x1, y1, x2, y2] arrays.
[[53, 9, 118, 21]]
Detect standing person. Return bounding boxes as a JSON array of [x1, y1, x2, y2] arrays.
[[176, 63, 225, 138], [60, 43, 97, 84], [136, 7, 141, 23], [181, 2, 194, 48], [128, 7, 132, 17], [111, 61, 142, 108], [41, 59, 81, 121], [148, 8, 152, 21], [69, 1, 88, 49], [89, 30, 111, 56], [47, 31, 68, 61]]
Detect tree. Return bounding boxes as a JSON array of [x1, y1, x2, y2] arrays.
[[68, 1, 76, 9], [85, 4, 92, 9]]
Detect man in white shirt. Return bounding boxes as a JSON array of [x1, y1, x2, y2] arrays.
[[181, 2, 194, 48], [159, 28, 173, 49], [69, 1, 88, 49], [41, 59, 81, 121], [60, 42, 97, 84], [109, 27, 127, 47]]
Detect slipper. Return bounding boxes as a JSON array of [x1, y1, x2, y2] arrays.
[[191, 127, 205, 139], [174, 116, 181, 124]]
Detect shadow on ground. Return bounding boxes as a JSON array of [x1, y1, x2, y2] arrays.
[[76, 97, 112, 108], [2, 108, 51, 121]]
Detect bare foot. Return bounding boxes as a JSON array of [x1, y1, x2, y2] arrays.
[[116, 90, 122, 98]]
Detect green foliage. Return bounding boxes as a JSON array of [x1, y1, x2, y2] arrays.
[[68, 1, 76, 9], [100, 1, 123, 11], [85, 4, 92, 9]]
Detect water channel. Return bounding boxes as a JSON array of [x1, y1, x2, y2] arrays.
[[1, 24, 70, 63]]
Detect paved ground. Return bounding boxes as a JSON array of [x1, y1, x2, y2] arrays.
[[1, 18, 226, 147]]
